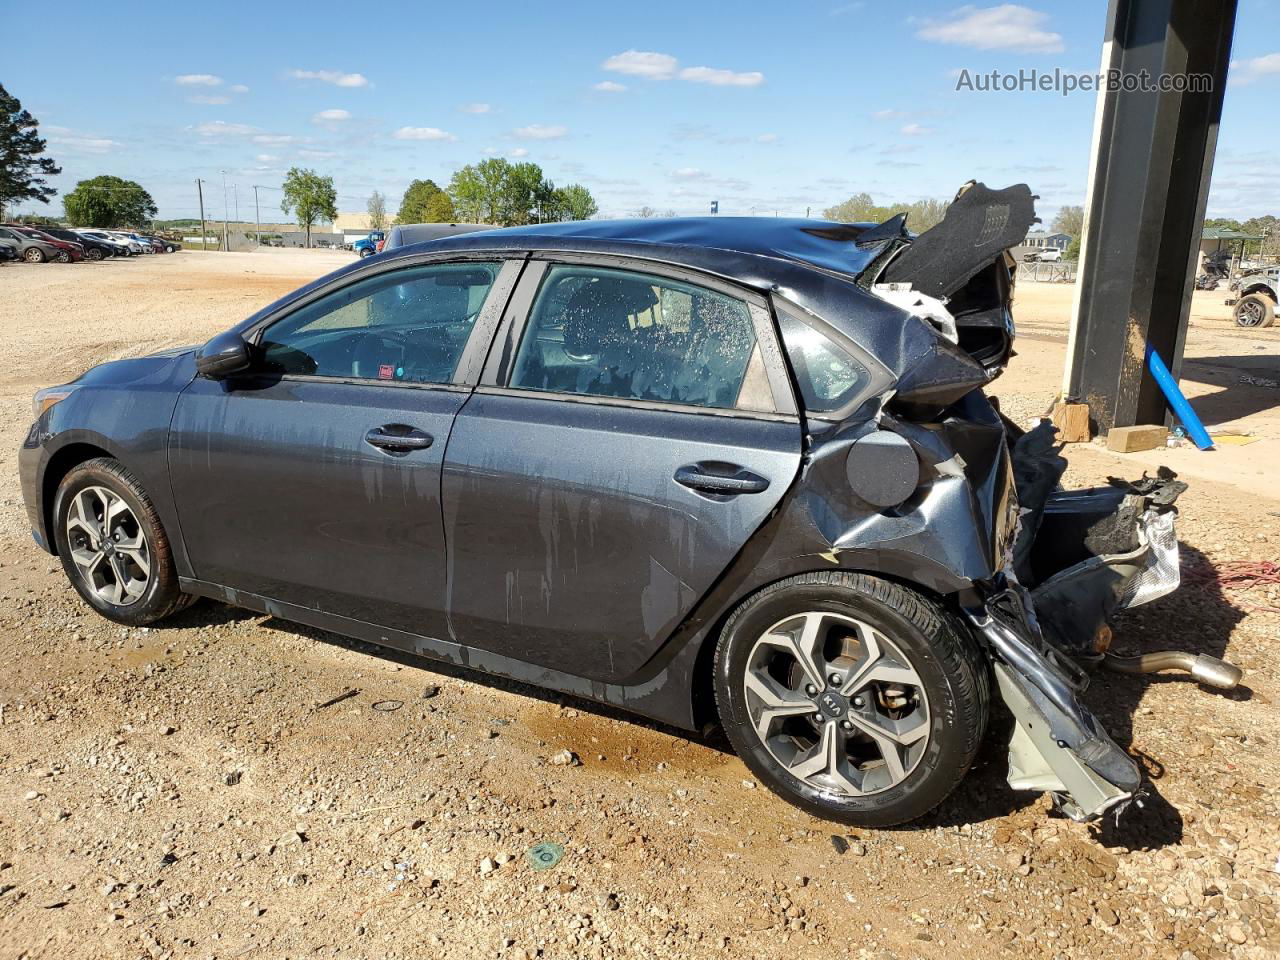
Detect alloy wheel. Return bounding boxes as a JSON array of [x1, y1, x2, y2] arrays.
[[743, 611, 929, 796], [1237, 299, 1264, 327], [64, 485, 151, 606]]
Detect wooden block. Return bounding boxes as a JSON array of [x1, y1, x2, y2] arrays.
[[1106, 424, 1168, 453], [1050, 401, 1092, 443]]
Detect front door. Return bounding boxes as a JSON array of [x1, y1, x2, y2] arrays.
[[442, 260, 803, 682], [169, 259, 517, 639]]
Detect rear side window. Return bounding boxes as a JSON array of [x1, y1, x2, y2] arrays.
[[259, 262, 499, 384], [509, 265, 773, 412], [777, 311, 871, 414]]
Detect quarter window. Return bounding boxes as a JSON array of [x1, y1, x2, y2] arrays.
[[259, 262, 499, 384], [510, 265, 772, 411], [777, 311, 871, 414]]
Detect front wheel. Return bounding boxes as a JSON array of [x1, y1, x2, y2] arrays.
[[53, 458, 193, 626], [359, 247, 374, 258], [714, 572, 989, 827], [86, 247, 105, 261]]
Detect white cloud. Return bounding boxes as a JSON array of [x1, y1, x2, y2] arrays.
[[602, 50, 678, 79], [873, 108, 908, 119], [459, 102, 492, 114], [255, 153, 279, 163], [299, 148, 339, 159], [915, 5, 1064, 54], [513, 124, 568, 140], [175, 74, 222, 86], [392, 126, 457, 141], [509, 147, 530, 158], [593, 80, 627, 92], [188, 95, 231, 105], [312, 108, 352, 123], [229, 84, 250, 94], [900, 122, 933, 135], [252, 134, 296, 145], [672, 167, 708, 179], [1231, 52, 1280, 84], [44, 126, 119, 154], [755, 133, 779, 143], [679, 66, 765, 87], [193, 121, 256, 137], [289, 69, 370, 88]]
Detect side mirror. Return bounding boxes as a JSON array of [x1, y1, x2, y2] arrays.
[[195, 330, 253, 379]]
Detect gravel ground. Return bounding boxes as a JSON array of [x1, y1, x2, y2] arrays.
[[0, 251, 1277, 960]]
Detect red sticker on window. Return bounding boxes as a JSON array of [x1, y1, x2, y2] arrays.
[[378, 364, 395, 380]]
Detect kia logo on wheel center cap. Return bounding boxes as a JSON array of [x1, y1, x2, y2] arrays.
[[819, 692, 845, 717]]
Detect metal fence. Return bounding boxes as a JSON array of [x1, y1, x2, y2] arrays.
[[1019, 261, 1078, 283]]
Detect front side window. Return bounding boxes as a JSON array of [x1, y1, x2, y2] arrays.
[[509, 265, 773, 411], [259, 262, 499, 383]]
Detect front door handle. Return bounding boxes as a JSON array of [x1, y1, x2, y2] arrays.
[[674, 463, 770, 496], [365, 425, 433, 452]]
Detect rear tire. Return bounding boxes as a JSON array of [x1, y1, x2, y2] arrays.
[[713, 572, 989, 827], [53, 458, 193, 626], [24, 247, 46, 263], [1234, 293, 1275, 328]]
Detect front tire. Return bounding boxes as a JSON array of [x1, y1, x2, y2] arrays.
[[86, 247, 105, 261], [53, 458, 192, 626], [359, 247, 374, 258], [713, 572, 989, 827]]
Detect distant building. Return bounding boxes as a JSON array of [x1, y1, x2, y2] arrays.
[[1022, 231, 1072, 251]]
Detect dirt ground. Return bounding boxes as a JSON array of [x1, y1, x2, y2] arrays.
[[0, 250, 1277, 960]]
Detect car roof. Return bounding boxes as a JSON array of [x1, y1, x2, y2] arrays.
[[385, 222, 495, 250], [420, 217, 883, 281]]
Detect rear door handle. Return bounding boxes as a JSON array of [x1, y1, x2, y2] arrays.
[[674, 464, 770, 496], [365, 425, 433, 452]]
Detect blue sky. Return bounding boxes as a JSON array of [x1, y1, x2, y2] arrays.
[[7, 1, 1280, 225]]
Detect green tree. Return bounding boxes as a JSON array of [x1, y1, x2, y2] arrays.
[[280, 167, 337, 248], [63, 175, 157, 227], [448, 159, 512, 224], [1052, 204, 1084, 239], [423, 190, 455, 222], [366, 190, 388, 231], [396, 178, 449, 223], [823, 192, 948, 231], [0, 83, 61, 218], [1063, 236, 1082, 262], [553, 183, 598, 221]]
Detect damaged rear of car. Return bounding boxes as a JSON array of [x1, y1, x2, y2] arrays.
[[710, 182, 1239, 824]]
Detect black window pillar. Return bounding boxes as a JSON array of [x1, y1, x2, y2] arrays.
[[1065, 0, 1237, 433]]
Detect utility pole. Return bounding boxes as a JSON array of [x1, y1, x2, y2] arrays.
[[253, 185, 261, 247], [233, 183, 239, 224], [220, 170, 229, 252], [195, 179, 207, 250]]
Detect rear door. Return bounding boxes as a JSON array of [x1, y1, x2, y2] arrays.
[[168, 257, 521, 639], [442, 257, 803, 682]]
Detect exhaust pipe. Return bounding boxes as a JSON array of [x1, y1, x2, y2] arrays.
[[1103, 651, 1242, 690]]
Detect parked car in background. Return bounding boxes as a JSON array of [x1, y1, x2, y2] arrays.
[[44, 228, 115, 261], [74, 230, 133, 257], [7, 226, 85, 263], [0, 225, 62, 263], [381, 222, 493, 253], [19, 187, 1234, 828], [1023, 248, 1062, 263], [352, 230, 385, 258], [0, 238, 18, 263], [141, 234, 180, 253]]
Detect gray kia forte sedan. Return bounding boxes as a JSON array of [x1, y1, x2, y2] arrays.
[[20, 184, 1236, 826]]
